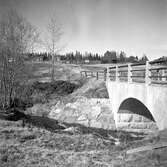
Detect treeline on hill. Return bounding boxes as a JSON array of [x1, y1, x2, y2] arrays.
[[26, 50, 149, 64]]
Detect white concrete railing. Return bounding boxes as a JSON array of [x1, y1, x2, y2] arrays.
[[107, 61, 167, 85], [80, 61, 167, 85]]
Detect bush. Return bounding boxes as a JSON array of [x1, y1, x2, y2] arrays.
[[32, 80, 79, 95]]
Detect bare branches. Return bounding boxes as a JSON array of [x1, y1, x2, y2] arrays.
[[47, 17, 63, 53], [46, 16, 63, 55], [45, 15, 63, 81], [0, 9, 39, 109]]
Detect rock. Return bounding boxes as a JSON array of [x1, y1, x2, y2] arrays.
[[77, 115, 87, 121], [51, 108, 62, 114], [63, 127, 80, 134], [48, 98, 115, 129], [117, 122, 130, 129], [142, 117, 152, 122], [101, 106, 111, 114], [49, 108, 63, 119], [26, 104, 50, 117], [64, 116, 78, 123], [77, 120, 89, 127], [132, 114, 143, 122], [90, 106, 101, 118], [65, 103, 78, 109], [90, 120, 102, 128], [146, 122, 157, 129], [115, 140, 121, 145], [118, 113, 133, 122], [129, 123, 148, 129]]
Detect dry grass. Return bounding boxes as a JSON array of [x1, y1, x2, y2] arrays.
[[0, 119, 166, 167], [1, 62, 166, 166], [28, 62, 82, 83], [63, 78, 109, 104]]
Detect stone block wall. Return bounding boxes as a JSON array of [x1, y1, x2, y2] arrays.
[[49, 98, 116, 130], [117, 113, 158, 131], [48, 97, 158, 131]]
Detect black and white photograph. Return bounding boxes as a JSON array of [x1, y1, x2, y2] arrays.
[[0, 0, 167, 166]]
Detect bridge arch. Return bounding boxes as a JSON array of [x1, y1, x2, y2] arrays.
[[118, 98, 155, 122], [106, 81, 167, 130], [116, 97, 158, 130]]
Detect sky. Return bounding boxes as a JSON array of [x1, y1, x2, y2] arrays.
[[0, 0, 167, 60]]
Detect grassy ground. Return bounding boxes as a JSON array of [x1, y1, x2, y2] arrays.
[[0, 119, 167, 167], [28, 62, 82, 83]]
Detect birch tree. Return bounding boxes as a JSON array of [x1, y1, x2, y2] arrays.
[[0, 9, 39, 109], [46, 16, 63, 81]]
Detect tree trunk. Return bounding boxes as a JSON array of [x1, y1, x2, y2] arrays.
[[51, 54, 55, 82]]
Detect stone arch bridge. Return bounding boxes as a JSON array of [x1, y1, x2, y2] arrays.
[[81, 61, 167, 130]]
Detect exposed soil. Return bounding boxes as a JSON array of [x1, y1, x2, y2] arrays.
[[32, 80, 79, 95]]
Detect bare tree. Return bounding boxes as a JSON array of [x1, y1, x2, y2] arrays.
[[27, 26, 40, 53], [0, 9, 39, 109], [46, 16, 63, 81]]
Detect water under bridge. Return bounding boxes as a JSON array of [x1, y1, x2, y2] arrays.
[[81, 61, 167, 130]]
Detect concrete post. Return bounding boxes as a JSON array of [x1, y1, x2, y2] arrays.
[[104, 69, 107, 81], [91, 71, 93, 77], [162, 69, 166, 81], [116, 65, 119, 82], [128, 64, 132, 83], [145, 61, 151, 85], [106, 67, 110, 81]]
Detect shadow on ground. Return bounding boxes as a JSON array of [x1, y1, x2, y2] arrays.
[[0, 109, 144, 144]]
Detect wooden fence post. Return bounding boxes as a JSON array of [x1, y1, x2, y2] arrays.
[[85, 71, 87, 78], [96, 72, 99, 80]]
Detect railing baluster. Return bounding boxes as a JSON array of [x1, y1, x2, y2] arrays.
[[106, 67, 110, 81], [104, 69, 107, 81], [128, 64, 132, 83], [162, 69, 166, 81], [146, 61, 151, 85], [80, 62, 167, 85], [116, 65, 119, 82]]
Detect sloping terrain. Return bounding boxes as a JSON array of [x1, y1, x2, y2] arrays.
[[0, 62, 167, 167]]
